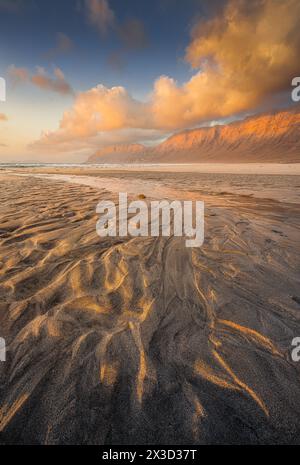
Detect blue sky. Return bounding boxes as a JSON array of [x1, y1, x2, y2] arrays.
[[0, 0, 204, 96]]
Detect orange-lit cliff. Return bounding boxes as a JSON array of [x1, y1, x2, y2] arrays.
[[87, 106, 300, 163], [88, 143, 145, 163]]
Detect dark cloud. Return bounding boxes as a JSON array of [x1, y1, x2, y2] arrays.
[[84, 0, 149, 52]]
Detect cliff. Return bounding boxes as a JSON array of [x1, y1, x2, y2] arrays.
[[87, 106, 300, 163]]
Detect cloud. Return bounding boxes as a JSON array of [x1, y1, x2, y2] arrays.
[[183, 0, 300, 118], [85, 0, 115, 35], [0, 113, 8, 122], [151, 0, 300, 128], [85, 0, 148, 51], [32, 0, 300, 151], [8, 65, 29, 86], [45, 32, 74, 59], [8, 65, 74, 95], [31, 84, 150, 150], [31, 67, 74, 95]]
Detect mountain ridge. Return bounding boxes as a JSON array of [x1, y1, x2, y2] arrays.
[[87, 106, 300, 163]]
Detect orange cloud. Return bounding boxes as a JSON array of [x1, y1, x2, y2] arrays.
[[32, 0, 300, 151], [152, 0, 300, 128], [31, 85, 150, 150], [31, 67, 74, 95], [0, 113, 8, 121], [183, 0, 300, 116], [8, 65, 73, 95]]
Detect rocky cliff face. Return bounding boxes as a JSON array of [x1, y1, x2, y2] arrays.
[[87, 106, 300, 163]]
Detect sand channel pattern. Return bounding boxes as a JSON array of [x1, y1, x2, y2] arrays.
[[0, 174, 300, 444]]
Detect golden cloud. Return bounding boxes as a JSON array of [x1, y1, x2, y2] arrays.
[[31, 85, 150, 150]]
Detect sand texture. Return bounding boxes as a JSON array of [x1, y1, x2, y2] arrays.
[[0, 172, 300, 445]]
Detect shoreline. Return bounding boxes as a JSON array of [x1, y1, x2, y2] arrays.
[[1, 162, 300, 176], [4, 167, 300, 204]]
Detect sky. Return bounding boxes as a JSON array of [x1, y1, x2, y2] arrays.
[[0, 0, 299, 162]]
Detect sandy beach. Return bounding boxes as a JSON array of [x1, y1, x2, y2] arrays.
[[0, 168, 299, 444]]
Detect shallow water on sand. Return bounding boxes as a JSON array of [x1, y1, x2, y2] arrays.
[[7, 170, 300, 203]]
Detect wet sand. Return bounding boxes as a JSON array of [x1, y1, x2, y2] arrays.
[[0, 170, 300, 444]]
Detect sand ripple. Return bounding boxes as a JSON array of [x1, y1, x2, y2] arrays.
[[0, 174, 300, 444]]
